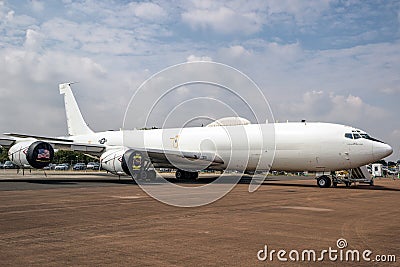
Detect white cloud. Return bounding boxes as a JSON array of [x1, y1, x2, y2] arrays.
[[266, 0, 332, 25], [220, 45, 251, 58], [181, 0, 335, 35], [24, 29, 43, 50], [380, 87, 400, 94], [40, 18, 142, 55], [5, 9, 13, 20], [132, 2, 167, 21], [280, 91, 387, 125], [264, 41, 303, 62], [398, 9, 400, 24], [181, 2, 266, 35], [30, 0, 44, 13], [391, 129, 400, 139], [389, 130, 400, 160], [186, 55, 213, 62]]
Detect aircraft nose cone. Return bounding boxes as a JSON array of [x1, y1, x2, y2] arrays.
[[373, 142, 393, 160]]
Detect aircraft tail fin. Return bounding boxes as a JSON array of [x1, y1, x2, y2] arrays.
[[59, 83, 94, 136]]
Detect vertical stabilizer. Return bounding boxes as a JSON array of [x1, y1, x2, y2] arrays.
[[59, 83, 94, 136]]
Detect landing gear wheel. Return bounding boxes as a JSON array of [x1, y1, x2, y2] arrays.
[[131, 171, 139, 180], [175, 169, 184, 180], [148, 170, 157, 181], [345, 181, 351, 187], [190, 171, 199, 180], [140, 171, 148, 180], [175, 169, 198, 181], [317, 175, 331, 188]]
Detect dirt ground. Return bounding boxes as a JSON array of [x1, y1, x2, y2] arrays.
[[0, 171, 399, 266]]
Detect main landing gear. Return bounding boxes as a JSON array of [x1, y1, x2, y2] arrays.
[[129, 153, 157, 182], [316, 175, 331, 188], [175, 169, 199, 180], [132, 169, 157, 181]]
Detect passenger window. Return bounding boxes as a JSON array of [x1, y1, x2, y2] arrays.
[[345, 133, 353, 139]]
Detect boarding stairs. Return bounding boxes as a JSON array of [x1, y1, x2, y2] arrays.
[[332, 165, 374, 187]]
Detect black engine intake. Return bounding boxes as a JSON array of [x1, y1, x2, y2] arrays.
[[8, 141, 54, 168]]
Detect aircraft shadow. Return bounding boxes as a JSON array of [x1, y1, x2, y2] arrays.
[[0, 178, 136, 185], [0, 177, 399, 192], [165, 177, 400, 191]]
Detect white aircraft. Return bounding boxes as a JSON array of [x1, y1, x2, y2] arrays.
[[0, 83, 393, 188]]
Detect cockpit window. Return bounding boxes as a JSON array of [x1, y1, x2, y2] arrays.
[[349, 130, 385, 143], [361, 134, 385, 143]]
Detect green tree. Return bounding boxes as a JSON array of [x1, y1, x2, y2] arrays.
[[53, 150, 95, 164], [387, 161, 396, 167], [0, 146, 9, 162], [140, 127, 159, 130]]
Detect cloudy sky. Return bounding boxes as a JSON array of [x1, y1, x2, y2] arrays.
[[0, 0, 399, 160]]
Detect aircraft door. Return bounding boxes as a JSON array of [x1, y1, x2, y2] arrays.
[[341, 133, 352, 169]]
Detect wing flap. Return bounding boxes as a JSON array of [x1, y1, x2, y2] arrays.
[[51, 142, 106, 156], [139, 148, 224, 169]]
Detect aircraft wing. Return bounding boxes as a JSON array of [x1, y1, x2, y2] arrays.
[[1, 133, 224, 167], [3, 133, 73, 143], [51, 143, 224, 168]]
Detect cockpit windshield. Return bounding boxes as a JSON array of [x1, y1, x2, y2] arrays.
[[344, 130, 384, 143]]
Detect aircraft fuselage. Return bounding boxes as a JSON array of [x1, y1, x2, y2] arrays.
[[70, 122, 392, 173]]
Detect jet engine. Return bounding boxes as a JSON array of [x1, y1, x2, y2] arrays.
[[100, 149, 144, 176], [8, 140, 54, 168]]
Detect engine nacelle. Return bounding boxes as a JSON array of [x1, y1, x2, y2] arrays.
[[100, 148, 144, 176], [8, 141, 54, 168]]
